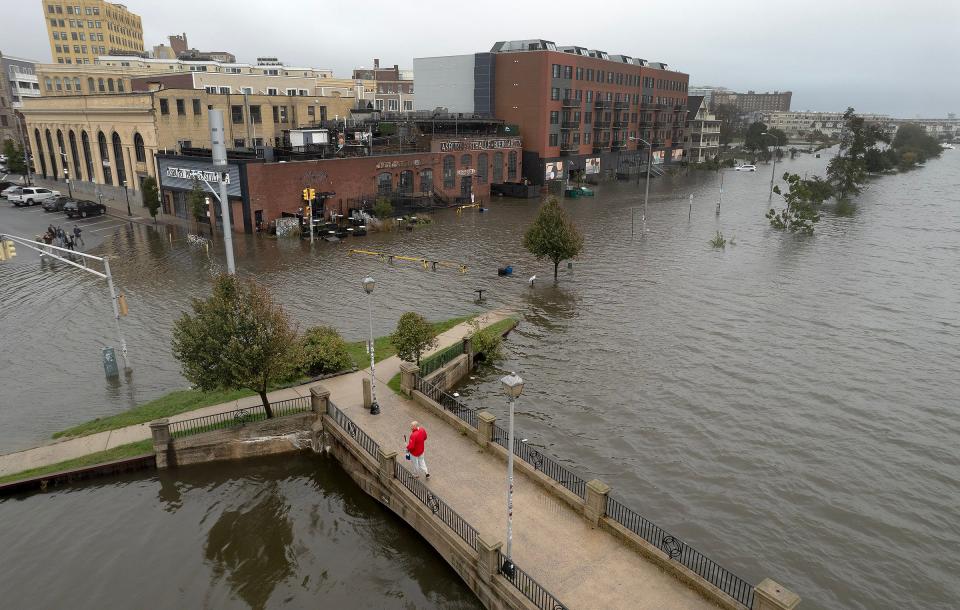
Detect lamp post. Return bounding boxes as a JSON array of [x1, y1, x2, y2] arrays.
[[500, 371, 524, 577], [122, 180, 131, 216], [761, 132, 779, 203], [63, 167, 73, 199], [363, 276, 380, 415], [629, 136, 652, 222]]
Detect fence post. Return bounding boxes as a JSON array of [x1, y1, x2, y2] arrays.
[[399, 362, 420, 397], [584, 479, 611, 526], [476, 411, 496, 448], [362, 377, 372, 409], [462, 336, 474, 370], [753, 579, 800, 610], [310, 385, 330, 414], [149, 419, 172, 469], [476, 535, 502, 584], [377, 448, 397, 485]]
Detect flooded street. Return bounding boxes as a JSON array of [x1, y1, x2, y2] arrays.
[[2, 149, 959, 608]]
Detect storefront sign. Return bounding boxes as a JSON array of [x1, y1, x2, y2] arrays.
[[157, 157, 242, 198], [165, 166, 231, 184], [585, 157, 600, 175], [456, 168, 477, 176], [438, 138, 522, 152], [375, 159, 423, 169], [544, 161, 564, 180]]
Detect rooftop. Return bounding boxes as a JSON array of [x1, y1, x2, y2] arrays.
[[490, 39, 676, 71]]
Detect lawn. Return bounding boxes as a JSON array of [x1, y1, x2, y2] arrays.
[[0, 439, 154, 484], [343, 315, 473, 368]]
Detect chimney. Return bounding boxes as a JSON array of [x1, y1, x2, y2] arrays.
[[374, 58, 380, 69]]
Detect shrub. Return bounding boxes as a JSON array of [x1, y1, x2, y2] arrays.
[[469, 320, 503, 363], [390, 312, 438, 365], [373, 197, 394, 220], [299, 326, 352, 376]]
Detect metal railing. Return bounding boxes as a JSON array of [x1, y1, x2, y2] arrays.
[[605, 495, 755, 608], [497, 550, 568, 610], [168, 396, 311, 439], [395, 460, 479, 551], [413, 375, 481, 429], [419, 341, 466, 377], [491, 424, 587, 499], [326, 400, 380, 458]]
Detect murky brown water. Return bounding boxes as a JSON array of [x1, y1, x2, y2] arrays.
[[1, 149, 959, 608]]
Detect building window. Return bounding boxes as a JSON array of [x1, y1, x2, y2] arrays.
[[218, 86, 230, 94], [98, 78, 105, 92], [68, 130, 81, 180], [492, 151, 503, 183], [549, 134, 558, 146], [272, 105, 288, 123], [398, 170, 413, 194], [477, 153, 488, 185], [552, 64, 560, 78], [267, 87, 277, 96], [576, 67, 583, 80], [460, 154, 471, 169], [550, 87, 560, 101], [192, 98, 201, 115], [55, 77, 62, 91], [134, 132, 145, 162], [442, 155, 455, 189], [584, 111, 592, 124], [376, 172, 392, 195], [112, 132, 126, 186], [549, 111, 559, 124], [233, 138, 245, 148], [563, 65, 573, 79], [249, 105, 261, 123], [45, 77, 52, 91], [231, 105, 243, 123], [419, 168, 433, 193], [387, 99, 398, 111], [97, 131, 111, 185], [175, 98, 185, 115], [81, 130, 94, 180], [74, 77, 81, 90], [159, 98, 169, 114]]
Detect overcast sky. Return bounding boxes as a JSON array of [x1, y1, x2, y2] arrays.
[[7, 0, 958, 117]]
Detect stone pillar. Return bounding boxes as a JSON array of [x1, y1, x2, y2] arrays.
[[753, 579, 800, 610], [399, 361, 420, 397], [310, 385, 330, 415], [377, 448, 397, 484], [149, 419, 172, 469], [462, 336, 474, 370], [476, 411, 496, 448], [476, 535, 503, 584], [362, 377, 372, 409], [584, 479, 611, 526]]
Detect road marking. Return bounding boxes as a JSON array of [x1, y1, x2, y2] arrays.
[[88, 224, 127, 233], [73, 218, 116, 227]]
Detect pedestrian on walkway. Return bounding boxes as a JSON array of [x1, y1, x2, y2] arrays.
[[406, 421, 429, 479], [73, 224, 83, 246], [65, 235, 75, 251]]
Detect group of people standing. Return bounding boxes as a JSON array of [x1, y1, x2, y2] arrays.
[[42, 224, 83, 251]]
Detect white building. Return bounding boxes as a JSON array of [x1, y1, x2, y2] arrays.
[[685, 96, 719, 162], [760, 110, 891, 139]]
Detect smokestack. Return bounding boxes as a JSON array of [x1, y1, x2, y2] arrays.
[[374, 58, 380, 69]]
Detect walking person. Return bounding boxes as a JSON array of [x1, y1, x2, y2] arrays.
[[406, 421, 429, 479], [73, 224, 84, 247], [65, 235, 75, 251]]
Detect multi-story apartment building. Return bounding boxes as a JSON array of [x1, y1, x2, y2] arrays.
[[760, 110, 891, 139], [713, 90, 792, 113], [3, 54, 42, 109], [688, 85, 728, 109], [684, 96, 719, 163], [352, 59, 414, 112], [41, 0, 144, 65], [415, 39, 689, 183]]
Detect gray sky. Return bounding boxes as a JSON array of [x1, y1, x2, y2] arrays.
[[8, 0, 958, 117]]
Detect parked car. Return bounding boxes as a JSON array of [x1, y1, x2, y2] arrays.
[[8, 187, 60, 206], [735, 164, 757, 172], [42, 195, 72, 212], [2, 186, 22, 200], [0, 180, 18, 194], [64, 199, 106, 218]]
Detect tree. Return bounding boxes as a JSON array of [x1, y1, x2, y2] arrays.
[[188, 177, 208, 232], [523, 196, 584, 281], [372, 197, 393, 220], [2, 139, 27, 175], [768, 128, 789, 147], [171, 274, 301, 418], [891, 123, 942, 165], [467, 319, 504, 363], [141, 176, 161, 223], [766, 172, 833, 234], [744, 122, 769, 153], [299, 326, 352, 376], [390, 312, 437, 365]]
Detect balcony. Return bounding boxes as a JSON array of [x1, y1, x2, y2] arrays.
[[560, 142, 579, 155], [561, 121, 580, 129], [611, 141, 626, 150], [593, 120, 611, 129], [612, 120, 628, 129], [614, 101, 630, 109], [561, 98, 581, 108], [594, 100, 612, 109], [592, 144, 608, 153]]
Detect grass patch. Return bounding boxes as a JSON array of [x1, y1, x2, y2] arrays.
[[484, 316, 520, 337], [0, 439, 153, 484], [344, 315, 473, 368], [53, 387, 254, 440], [387, 373, 402, 395]]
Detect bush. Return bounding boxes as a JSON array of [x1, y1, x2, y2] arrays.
[[373, 197, 394, 220], [390, 312, 438, 365], [469, 320, 503, 363], [299, 326, 352, 376]]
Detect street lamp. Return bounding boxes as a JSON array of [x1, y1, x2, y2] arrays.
[[363, 276, 380, 415], [122, 180, 132, 216], [63, 167, 73, 199], [761, 132, 779, 203], [629, 136, 652, 217], [500, 371, 524, 577]]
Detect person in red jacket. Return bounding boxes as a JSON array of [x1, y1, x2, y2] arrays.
[[406, 421, 429, 479]]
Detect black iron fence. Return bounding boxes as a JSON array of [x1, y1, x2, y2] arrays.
[[413, 375, 481, 430], [497, 550, 568, 610], [605, 495, 755, 608], [491, 424, 587, 499], [394, 460, 479, 551], [326, 400, 380, 458], [419, 341, 466, 377], [168, 396, 311, 439]]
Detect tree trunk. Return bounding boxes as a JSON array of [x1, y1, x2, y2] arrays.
[[259, 390, 274, 418], [553, 260, 560, 281]]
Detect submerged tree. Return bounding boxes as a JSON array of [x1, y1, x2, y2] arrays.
[[141, 176, 161, 223], [172, 274, 302, 418], [766, 172, 833, 234], [523, 196, 584, 281]]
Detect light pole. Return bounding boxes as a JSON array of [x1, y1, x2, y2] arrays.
[[208, 107, 236, 274], [363, 276, 380, 415], [761, 132, 779, 203], [63, 167, 73, 199], [500, 371, 524, 577], [629, 136, 652, 222], [122, 180, 131, 216]]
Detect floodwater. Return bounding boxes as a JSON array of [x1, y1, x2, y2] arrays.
[[1, 149, 959, 609], [0, 453, 482, 609]]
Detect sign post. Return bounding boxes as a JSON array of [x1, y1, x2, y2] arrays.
[[208, 108, 236, 274]]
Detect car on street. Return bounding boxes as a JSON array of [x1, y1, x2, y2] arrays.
[[2, 185, 22, 199], [64, 199, 106, 218], [8, 187, 60, 206], [42, 195, 73, 212], [735, 164, 757, 172]]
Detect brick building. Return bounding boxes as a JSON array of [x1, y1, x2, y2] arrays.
[[415, 39, 689, 184], [712, 90, 792, 113]]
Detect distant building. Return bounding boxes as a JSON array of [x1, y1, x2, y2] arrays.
[[760, 110, 891, 138], [41, 0, 144, 65], [352, 59, 414, 112], [684, 96, 719, 163], [713, 90, 792, 113], [688, 85, 728, 108], [152, 33, 235, 63]]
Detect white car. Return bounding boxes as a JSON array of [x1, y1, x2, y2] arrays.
[[2, 185, 22, 199], [8, 187, 60, 206], [735, 164, 757, 172]]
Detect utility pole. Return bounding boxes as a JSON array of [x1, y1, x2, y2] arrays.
[[208, 107, 236, 274], [15, 114, 33, 185]]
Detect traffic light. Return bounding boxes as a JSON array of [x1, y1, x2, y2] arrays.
[[117, 293, 129, 317], [302, 188, 310, 201], [309, 188, 316, 200], [0, 240, 15, 261], [304, 205, 311, 218]]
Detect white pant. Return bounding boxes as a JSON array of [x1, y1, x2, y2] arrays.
[[411, 453, 428, 477]]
